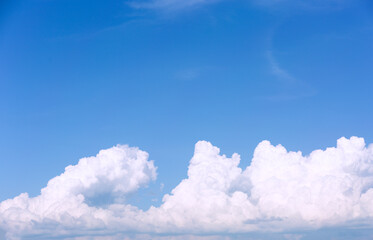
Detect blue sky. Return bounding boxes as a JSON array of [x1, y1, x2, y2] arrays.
[[1, 0, 373, 239]]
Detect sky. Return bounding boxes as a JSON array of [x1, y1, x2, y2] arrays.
[[0, 0, 373, 239]]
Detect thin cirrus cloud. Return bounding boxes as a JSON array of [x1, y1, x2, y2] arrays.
[[264, 49, 316, 100], [129, 0, 352, 11], [129, 0, 217, 11], [1, 137, 373, 239], [267, 50, 296, 84]]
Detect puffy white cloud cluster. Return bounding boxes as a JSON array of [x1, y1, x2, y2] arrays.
[[148, 137, 373, 233], [0, 145, 157, 239], [1, 137, 373, 239]]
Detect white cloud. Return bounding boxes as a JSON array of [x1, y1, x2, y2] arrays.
[[1, 137, 373, 239], [0, 145, 157, 239]]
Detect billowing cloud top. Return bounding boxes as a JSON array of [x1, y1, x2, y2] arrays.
[[1, 137, 373, 239]]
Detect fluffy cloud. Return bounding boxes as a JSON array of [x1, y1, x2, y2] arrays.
[[0, 145, 157, 239], [1, 137, 373, 239]]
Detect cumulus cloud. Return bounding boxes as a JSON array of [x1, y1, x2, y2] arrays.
[[1, 137, 373, 239], [0, 145, 157, 239]]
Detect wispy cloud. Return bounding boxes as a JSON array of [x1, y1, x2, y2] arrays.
[[129, 0, 218, 11], [267, 50, 296, 84], [262, 26, 317, 101], [174, 68, 201, 81], [253, 0, 352, 10], [129, 0, 352, 12], [173, 66, 215, 81]]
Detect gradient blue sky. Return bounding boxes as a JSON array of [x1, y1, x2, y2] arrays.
[[1, 0, 373, 238]]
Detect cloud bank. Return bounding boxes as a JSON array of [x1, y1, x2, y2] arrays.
[[1, 137, 373, 239]]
